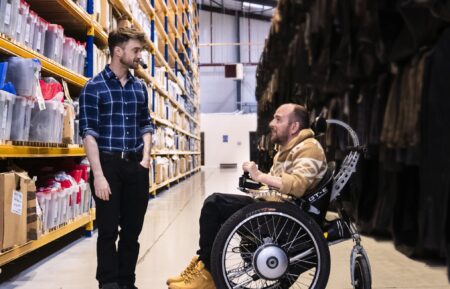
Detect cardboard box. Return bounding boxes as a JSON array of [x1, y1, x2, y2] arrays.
[[99, 0, 112, 31], [155, 163, 163, 184], [0, 172, 29, 250], [180, 158, 187, 174], [26, 178, 42, 241], [63, 103, 75, 144]]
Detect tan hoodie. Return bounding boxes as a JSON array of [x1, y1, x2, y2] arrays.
[[269, 129, 328, 198]]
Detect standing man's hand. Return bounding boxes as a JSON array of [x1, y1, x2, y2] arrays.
[[242, 161, 262, 182], [94, 175, 111, 201], [140, 156, 151, 169]]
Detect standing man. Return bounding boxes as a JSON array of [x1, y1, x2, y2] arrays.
[[79, 27, 154, 289]]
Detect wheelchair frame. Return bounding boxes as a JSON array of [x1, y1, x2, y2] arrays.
[[216, 119, 372, 289]]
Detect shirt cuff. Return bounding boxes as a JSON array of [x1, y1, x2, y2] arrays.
[[82, 129, 100, 139], [140, 125, 155, 136]]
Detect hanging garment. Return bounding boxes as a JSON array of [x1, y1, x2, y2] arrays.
[[419, 27, 450, 262]]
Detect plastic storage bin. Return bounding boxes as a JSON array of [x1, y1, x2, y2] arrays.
[[5, 57, 41, 97], [47, 187, 60, 229], [44, 24, 64, 63], [10, 96, 33, 141], [54, 101, 64, 143], [29, 101, 63, 143], [0, 90, 15, 140], [62, 37, 77, 71], [0, 0, 19, 38], [74, 42, 86, 75], [23, 10, 37, 49], [77, 0, 87, 11], [33, 17, 48, 54], [14, 0, 30, 45], [36, 189, 51, 232]]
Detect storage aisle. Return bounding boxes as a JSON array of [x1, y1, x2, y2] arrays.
[[1, 168, 449, 289]]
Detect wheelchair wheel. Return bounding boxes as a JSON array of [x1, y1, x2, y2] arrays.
[[353, 255, 371, 289], [211, 202, 330, 289]]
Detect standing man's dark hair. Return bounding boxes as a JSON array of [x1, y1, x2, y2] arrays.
[[108, 27, 146, 57], [79, 27, 154, 289]]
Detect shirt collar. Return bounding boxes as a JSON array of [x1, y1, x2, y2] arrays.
[[103, 64, 136, 82]]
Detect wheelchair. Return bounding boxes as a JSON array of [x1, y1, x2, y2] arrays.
[[209, 119, 372, 289]]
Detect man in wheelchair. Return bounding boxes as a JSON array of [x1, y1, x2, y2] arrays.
[[167, 103, 334, 289]]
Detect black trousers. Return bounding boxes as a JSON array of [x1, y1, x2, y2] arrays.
[[197, 193, 255, 271], [90, 154, 150, 287]]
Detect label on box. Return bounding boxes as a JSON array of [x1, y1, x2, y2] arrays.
[[2, 105, 7, 130], [62, 80, 72, 102], [11, 190, 23, 216], [25, 24, 31, 43], [36, 199, 42, 216], [16, 17, 22, 35], [34, 70, 46, 110], [36, 32, 42, 48], [54, 41, 59, 56], [5, 3, 11, 25]]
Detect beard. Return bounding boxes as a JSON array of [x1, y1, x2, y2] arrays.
[[120, 57, 140, 69], [270, 129, 288, 145]]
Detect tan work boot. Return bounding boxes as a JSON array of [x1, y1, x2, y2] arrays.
[[166, 256, 199, 285], [168, 260, 216, 289]]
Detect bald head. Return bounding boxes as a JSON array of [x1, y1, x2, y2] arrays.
[[278, 103, 310, 130]]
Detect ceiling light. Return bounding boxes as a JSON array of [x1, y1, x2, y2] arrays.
[[242, 2, 271, 10]]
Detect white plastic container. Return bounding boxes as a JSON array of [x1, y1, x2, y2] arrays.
[[0, 0, 19, 38], [62, 37, 77, 71], [29, 100, 61, 143], [77, 0, 87, 11], [36, 190, 51, 232], [60, 187, 71, 223], [5, 57, 41, 97], [79, 181, 90, 214], [33, 17, 48, 54], [44, 24, 64, 63], [23, 10, 37, 49], [75, 42, 86, 75], [10, 96, 33, 141], [47, 188, 60, 229], [0, 90, 15, 140], [54, 101, 64, 143], [14, 0, 30, 45], [68, 185, 78, 219]]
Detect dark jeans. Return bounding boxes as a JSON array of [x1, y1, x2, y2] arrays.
[[197, 193, 255, 271], [90, 153, 150, 287]]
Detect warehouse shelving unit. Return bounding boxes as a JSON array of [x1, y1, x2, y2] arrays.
[[0, 210, 95, 267], [0, 0, 200, 267]]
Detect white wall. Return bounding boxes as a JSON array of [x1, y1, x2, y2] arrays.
[[201, 113, 257, 168]]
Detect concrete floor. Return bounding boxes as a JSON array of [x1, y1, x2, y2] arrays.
[[0, 168, 449, 289]]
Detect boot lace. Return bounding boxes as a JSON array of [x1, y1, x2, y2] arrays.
[[180, 259, 199, 281]]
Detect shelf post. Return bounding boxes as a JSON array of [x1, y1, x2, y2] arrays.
[[86, 0, 95, 78]]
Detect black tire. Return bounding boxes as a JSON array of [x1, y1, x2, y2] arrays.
[[211, 202, 330, 289], [353, 255, 371, 289]]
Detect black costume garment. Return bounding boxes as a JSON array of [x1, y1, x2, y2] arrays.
[[420, 28, 450, 263]]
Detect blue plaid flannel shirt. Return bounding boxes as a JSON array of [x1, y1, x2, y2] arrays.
[[79, 65, 155, 152]]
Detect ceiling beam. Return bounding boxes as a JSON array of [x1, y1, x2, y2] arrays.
[[198, 4, 272, 21]]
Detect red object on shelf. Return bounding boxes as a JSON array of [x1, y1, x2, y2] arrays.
[[39, 79, 63, 101], [74, 164, 89, 182], [69, 169, 82, 183]]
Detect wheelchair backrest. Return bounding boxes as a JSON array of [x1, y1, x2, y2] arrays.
[[296, 164, 335, 225]]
